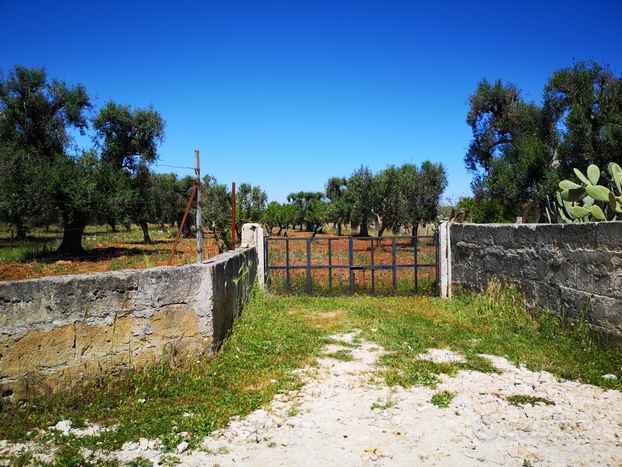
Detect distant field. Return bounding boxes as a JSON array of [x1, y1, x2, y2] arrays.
[[0, 224, 437, 284], [0, 224, 205, 281]]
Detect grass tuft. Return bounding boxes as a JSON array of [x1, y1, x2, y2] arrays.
[[430, 390, 456, 408], [505, 395, 553, 407], [325, 349, 354, 361]]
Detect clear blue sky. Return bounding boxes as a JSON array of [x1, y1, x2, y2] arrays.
[[2, 0, 621, 204]]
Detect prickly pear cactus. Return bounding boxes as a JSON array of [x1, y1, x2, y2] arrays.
[[545, 163, 622, 223]]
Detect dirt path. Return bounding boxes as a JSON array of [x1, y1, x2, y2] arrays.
[[118, 332, 622, 466], [5, 332, 622, 466]]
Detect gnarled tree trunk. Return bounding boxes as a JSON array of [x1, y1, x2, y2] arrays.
[[56, 220, 88, 256], [357, 221, 370, 237], [139, 218, 152, 244]]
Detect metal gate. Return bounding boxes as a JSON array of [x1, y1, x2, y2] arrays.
[[264, 235, 438, 296]]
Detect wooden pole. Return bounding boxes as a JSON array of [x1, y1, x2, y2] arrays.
[[232, 182, 236, 250], [522, 200, 533, 223], [167, 183, 198, 266], [195, 150, 202, 263]]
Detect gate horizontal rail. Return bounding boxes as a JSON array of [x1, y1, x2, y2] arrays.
[[264, 235, 438, 296]]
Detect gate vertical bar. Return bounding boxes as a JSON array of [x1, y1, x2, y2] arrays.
[[195, 150, 202, 263], [370, 238, 375, 295], [414, 236, 418, 294], [328, 239, 333, 294], [436, 232, 440, 296], [392, 237, 397, 294], [349, 236, 354, 296], [307, 238, 312, 295], [264, 237, 269, 290], [286, 238, 290, 294]]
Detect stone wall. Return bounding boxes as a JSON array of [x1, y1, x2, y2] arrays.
[[449, 222, 622, 337], [0, 246, 256, 400]]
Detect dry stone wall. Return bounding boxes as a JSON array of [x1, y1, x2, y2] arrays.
[[450, 222, 622, 338], [0, 247, 256, 399]]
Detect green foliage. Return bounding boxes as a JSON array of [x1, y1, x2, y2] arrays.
[[399, 161, 448, 235], [545, 162, 622, 222], [345, 166, 376, 236], [286, 191, 325, 233], [324, 177, 351, 235], [505, 395, 551, 407], [0, 66, 166, 255], [457, 196, 518, 224], [0, 449, 35, 466], [466, 60, 622, 222], [370, 398, 394, 411], [544, 60, 622, 172], [158, 455, 181, 467], [91, 101, 166, 244], [202, 174, 232, 252], [262, 201, 296, 236], [153, 173, 195, 235], [235, 183, 267, 241], [92, 101, 165, 171], [372, 165, 403, 236], [303, 198, 329, 237], [430, 390, 456, 408], [0, 65, 92, 241], [325, 349, 354, 361], [0, 65, 90, 156], [125, 459, 153, 467], [323, 162, 447, 237]]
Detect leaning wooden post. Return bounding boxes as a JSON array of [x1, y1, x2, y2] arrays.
[[167, 183, 198, 266], [195, 150, 202, 263]]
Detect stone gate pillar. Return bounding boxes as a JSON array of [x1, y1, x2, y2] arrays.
[[241, 223, 265, 289]]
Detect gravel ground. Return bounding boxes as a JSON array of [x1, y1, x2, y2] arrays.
[[4, 331, 622, 466]]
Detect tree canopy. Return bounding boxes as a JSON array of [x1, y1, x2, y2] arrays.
[[0, 65, 92, 247], [91, 101, 166, 244], [1, 64, 453, 257], [0, 65, 166, 255], [465, 59, 622, 222], [319, 162, 447, 237]]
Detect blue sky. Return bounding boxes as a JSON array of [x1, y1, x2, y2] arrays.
[[2, 0, 621, 204]]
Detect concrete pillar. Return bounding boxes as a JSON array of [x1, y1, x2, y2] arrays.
[[439, 222, 452, 298], [241, 223, 265, 289]]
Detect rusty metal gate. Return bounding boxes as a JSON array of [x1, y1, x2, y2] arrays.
[[264, 235, 438, 296]]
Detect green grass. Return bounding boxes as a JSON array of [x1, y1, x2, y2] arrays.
[[430, 390, 456, 408], [505, 395, 553, 407], [370, 398, 394, 411], [0, 229, 60, 263], [325, 349, 354, 361], [266, 270, 437, 297], [0, 223, 198, 279], [1, 282, 622, 465]]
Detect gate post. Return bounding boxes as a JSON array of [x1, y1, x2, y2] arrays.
[[241, 223, 265, 290], [439, 222, 452, 298]]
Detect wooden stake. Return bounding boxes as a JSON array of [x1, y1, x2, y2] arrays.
[[232, 182, 236, 250], [195, 150, 202, 263]]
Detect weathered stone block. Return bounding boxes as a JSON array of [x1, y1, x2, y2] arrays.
[[449, 222, 622, 339], [595, 221, 622, 250], [535, 224, 562, 250], [492, 226, 514, 247], [0, 245, 257, 399], [562, 223, 598, 250]]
